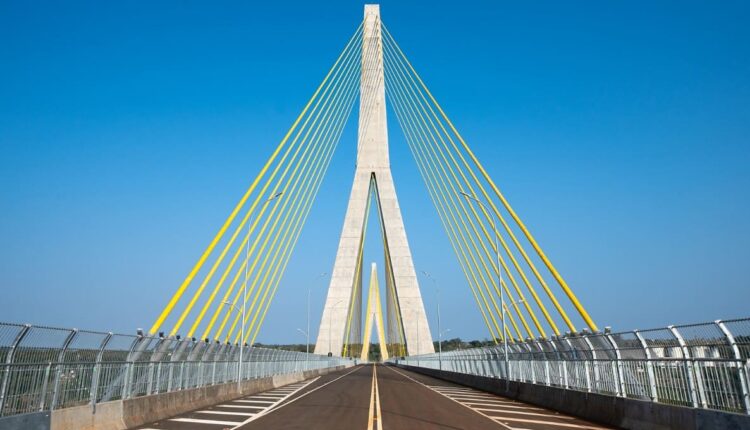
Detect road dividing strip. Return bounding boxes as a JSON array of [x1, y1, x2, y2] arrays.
[[367, 365, 383, 430], [231, 365, 363, 428]]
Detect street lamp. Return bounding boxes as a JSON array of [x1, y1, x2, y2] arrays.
[[440, 328, 451, 369], [329, 299, 345, 356], [221, 300, 243, 389], [460, 190, 509, 391], [420, 270, 442, 369], [234, 191, 283, 390]]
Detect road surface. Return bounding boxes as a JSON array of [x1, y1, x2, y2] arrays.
[[133, 364, 615, 430]]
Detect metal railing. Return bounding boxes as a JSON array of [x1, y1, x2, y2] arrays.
[[392, 318, 750, 415], [0, 321, 348, 418]]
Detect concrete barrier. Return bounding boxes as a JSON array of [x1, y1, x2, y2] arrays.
[[395, 364, 750, 430], [44, 365, 348, 430]]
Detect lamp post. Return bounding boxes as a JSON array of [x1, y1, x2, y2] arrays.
[[460, 191, 509, 391], [233, 191, 283, 390], [329, 299, 345, 356], [221, 301, 243, 389], [440, 328, 451, 369], [420, 270, 442, 369]]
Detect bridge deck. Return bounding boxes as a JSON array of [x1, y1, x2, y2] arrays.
[[132, 365, 614, 430]]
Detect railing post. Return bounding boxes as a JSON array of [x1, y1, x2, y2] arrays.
[[122, 335, 142, 400], [0, 324, 31, 415], [634, 330, 659, 402], [669, 326, 702, 408], [38, 363, 52, 412], [90, 333, 112, 413], [537, 341, 552, 386], [582, 335, 597, 393], [605, 333, 626, 397], [51, 329, 77, 411], [717, 320, 750, 413]]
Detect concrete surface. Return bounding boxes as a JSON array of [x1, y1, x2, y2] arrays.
[[315, 3, 433, 358]]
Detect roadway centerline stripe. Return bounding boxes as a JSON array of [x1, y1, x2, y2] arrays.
[[169, 417, 242, 425], [231, 365, 362, 428], [367, 365, 383, 430], [384, 366, 513, 430]]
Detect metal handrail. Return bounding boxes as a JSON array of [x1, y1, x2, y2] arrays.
[[392, 317, 750, 415], [0, 321, 349, 418]]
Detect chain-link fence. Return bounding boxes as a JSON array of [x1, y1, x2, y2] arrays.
[[393, 318, 750, 415], [0, 322, 349, 418]]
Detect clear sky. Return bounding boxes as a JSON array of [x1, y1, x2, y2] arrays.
[[1, 1, 748, 343]]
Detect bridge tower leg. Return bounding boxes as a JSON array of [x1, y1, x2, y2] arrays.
[[314, 4, 434, 358]]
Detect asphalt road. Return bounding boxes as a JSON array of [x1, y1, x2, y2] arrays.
[[133, 364, 616, 430]]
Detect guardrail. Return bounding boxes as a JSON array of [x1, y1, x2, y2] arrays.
[[0, 322, 347, 418], [392, 317, 750, 415]]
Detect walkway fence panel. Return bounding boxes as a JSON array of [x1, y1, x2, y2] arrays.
[[0, 322, 348, 418], [393, 318, 750, 415]]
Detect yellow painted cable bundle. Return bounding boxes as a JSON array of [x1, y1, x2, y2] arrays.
[[149, 22, 363, 338], [383, 23, 598, 336]]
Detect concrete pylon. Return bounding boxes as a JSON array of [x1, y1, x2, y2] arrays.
[[314, 4, 434, 357]]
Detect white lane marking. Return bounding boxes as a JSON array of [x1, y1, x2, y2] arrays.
[[232, 399, 275, 404], [490, 416, 610, 429], [218, 404, 269, 409], [231, 365, 362, 428], [475, 408, 576, 419], [197, 410, 256, 416], [463, 402, 547, 411], [430, 386, 480, 393], [448, 394, 507, 402], [169, 417, 242, 425], [228, 374, 324, 428], [384, 366, 512, 430], [452, 397, 542, 406]]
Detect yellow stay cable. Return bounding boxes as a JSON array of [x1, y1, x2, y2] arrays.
[[188, 39, 363, 339], [150, 23, 364, 336], [210, 47, 362, 342], [341, 183, 372, 356], [235, 70, 360, 344], [372, 176, 409, 351], [388, 83, 499, 342], [246, 88, 357, 345], [184, 35, 366, 337], [387, 60, 526, 342], [389, 74, 506, 341], [383, 26, 596, 332], [389, 78, 498, 342], [384, 45, 541, 339], [225, 71, 359, 344]]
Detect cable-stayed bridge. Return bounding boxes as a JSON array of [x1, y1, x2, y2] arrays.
[[1, 5, 748, 430]]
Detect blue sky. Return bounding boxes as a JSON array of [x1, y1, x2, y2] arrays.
[[1, 1, 748, 343]]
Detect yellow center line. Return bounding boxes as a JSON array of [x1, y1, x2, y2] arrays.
[[367, 364, 383, 430]]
